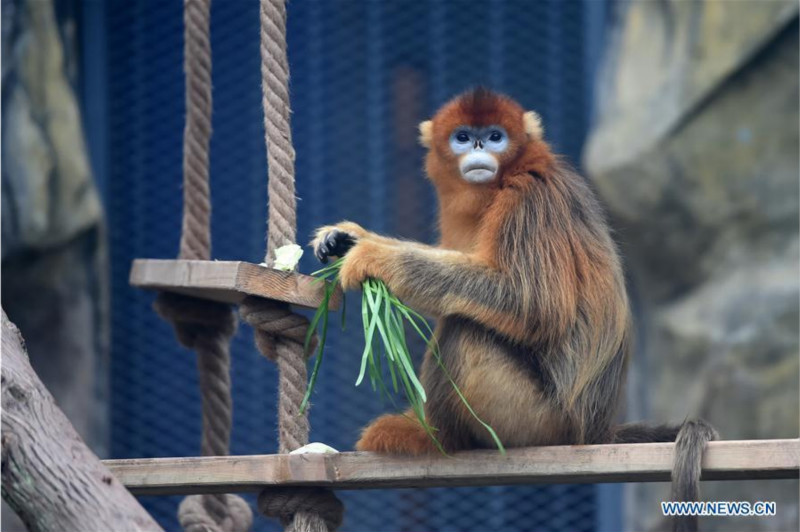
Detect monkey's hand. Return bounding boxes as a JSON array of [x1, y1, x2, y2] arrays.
[[336, 239, 395, 291], [312, 222, 422, 291], [311, 221, 368, 263]]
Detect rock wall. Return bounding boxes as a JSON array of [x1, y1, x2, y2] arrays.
[[584, 2, 799, 531], [1, 0, 109, 529]]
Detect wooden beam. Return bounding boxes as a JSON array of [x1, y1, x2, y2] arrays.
[[130, 259, 341, 309], [104, 439, 799, 496]]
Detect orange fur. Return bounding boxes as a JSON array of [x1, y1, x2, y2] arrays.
[[356, 412, 439, 455], [429, 94, 556, 258], [315, 88, 631, 453], [313, 90, 714, 530]]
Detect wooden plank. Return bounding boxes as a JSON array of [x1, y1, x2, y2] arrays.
[[104, 439, 799, 496], [130, 259, 341, 309]]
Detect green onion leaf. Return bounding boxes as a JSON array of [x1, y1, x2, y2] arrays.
[[304, 258, 504, 454]]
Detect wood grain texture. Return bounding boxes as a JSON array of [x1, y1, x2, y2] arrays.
[[1, 310, 163, 532], [104, 439, 799, 496], [130, 259, 341, 309]]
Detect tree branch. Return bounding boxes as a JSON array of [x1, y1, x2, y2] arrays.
[[1, 309, 163, 532]]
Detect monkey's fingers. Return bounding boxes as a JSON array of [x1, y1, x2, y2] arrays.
[[314, 229, 357, 263]]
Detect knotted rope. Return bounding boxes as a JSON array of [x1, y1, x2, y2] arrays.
[[239, 1, 344, 531], [258, 488, 344, 532], [240, 297, 341, 532], [155, 1, 252, 530], [240, 298, 312, 452], [154, 295, 253, 532]]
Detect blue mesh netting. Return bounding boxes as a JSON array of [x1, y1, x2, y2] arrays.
[[101, 1, 612, 530]]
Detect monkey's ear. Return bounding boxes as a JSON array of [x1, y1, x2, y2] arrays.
[[418, 120, 433, 148], [523, 111, 544, 139]]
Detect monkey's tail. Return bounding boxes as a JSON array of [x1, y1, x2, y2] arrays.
[[612, 422, 683, 443], [612, 419, 718, 532]]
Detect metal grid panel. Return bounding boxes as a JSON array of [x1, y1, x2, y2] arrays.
[[102, 1, 605, 530]]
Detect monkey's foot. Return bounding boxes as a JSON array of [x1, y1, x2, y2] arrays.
[[356, 413, 439, 455]]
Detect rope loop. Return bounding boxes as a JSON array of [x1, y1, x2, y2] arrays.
[[258, 488, 344, 532], [155, 292, 249, 530], [179, 493, 254, 532], [154, 292, 237, 349], [239, 296, 314, 452], [239, 296, 315, 361]]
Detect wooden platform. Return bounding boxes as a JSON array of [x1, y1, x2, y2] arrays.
[[104, 439, 799, 496], [130, 259, 341, 309]]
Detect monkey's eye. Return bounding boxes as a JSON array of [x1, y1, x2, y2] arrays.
[[455, 131, 470, 143], [489, 131, 503, 142]]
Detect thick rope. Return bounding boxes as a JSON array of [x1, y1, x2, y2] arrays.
[[261, 0, 297, 265], [240, 297, 341, 532], [179, 0, 213, 261], [253, 4, 343, 529], [155, 294, 253, 532], [258, 488, 344, 532], [158, 1, 252, 531], [179, 495, 253, 532], [240, 298, 312, 452]]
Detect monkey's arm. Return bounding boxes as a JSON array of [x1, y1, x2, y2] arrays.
[[330, 234, 533, 343]]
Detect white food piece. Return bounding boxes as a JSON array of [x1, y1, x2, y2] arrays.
[[272, 244, 304, 271], [289, 442, 340, 455]]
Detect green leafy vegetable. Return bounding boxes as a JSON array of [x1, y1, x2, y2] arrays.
[[301, 260, 505, 454]]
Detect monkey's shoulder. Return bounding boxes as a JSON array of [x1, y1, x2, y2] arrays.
[[502, 162, 553, 190]]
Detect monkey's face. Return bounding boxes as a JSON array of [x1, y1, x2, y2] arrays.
[[449, 126, 509, 183], [419, 89, 543, 188]]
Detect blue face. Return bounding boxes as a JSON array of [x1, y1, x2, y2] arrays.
[[449, 126, 509, 154], [448, 126, 509, 183]]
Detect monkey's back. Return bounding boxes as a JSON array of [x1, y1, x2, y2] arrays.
[[420, 161, 632, 451]]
